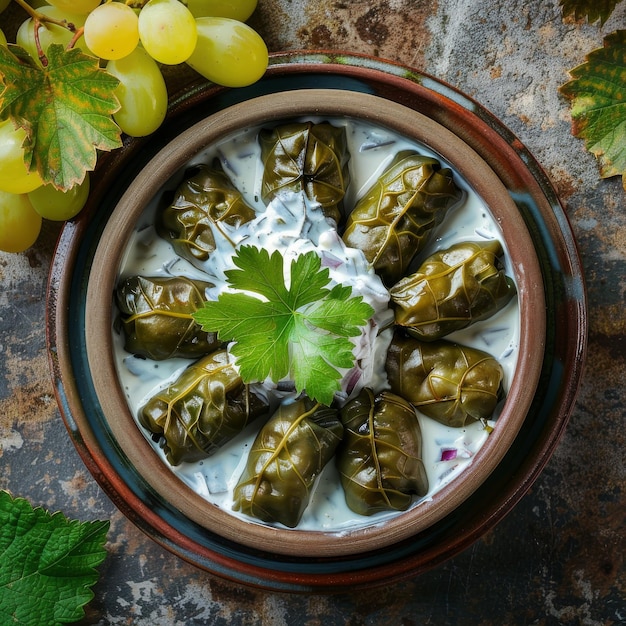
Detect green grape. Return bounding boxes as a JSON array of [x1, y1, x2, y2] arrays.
[[47, 0, 101, 15], [16, 6, 87, 64], [186, 17, 268, 88], [0, 120, 44, 195], [0, 191, 42, 253], [185, 0, 257, 21], [28, 175, 90, 221], [0, 0, 10, 13], [138, 0, 197, 65], [107, 47, 168, 137], [84, 2, 139, 60], [0, 29, 6, 47]]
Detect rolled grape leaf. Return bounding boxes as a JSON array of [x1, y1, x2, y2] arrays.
[[385, 331, 504, 428], [337, 388, 428, 516], [157, 162, 256, 264], [342, 151, 464, 285], [390, 239, 516, 341], [139, 349, 270, 465], [259, 121, 350, 224], [233, 397, 343, 528], [116, 275, 220, 361]]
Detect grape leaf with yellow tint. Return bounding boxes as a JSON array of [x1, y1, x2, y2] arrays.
[[560, 0, 621, 25], [560, 30, 626, 189], [0, 43, 121, 190]]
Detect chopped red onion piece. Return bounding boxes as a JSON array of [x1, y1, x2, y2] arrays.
[[440, 447, 458, 462], [344, 368, 362, 395], [320, 250, 344, 269]]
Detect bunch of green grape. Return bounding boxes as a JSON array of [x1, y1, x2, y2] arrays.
[[0, 0, 268, 253]]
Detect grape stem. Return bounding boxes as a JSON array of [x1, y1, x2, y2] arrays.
[[67, 27, 85, 51], [11, 0, 83, 67], [32, 18, 47, 67], [12, 0, 79, 32]]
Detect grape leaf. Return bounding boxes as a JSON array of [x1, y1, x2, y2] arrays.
[[0, 43, 121, 190], [560, 0, 621, 25], [560, 30, 626, 189], [0, 490, 109, 626], [193, 246, 374, 406]]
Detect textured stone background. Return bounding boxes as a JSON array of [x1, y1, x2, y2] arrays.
[[1, 0, 625, 624]]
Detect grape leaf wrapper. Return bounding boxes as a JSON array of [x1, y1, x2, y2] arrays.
[[560, 0, 620, 25], [341, 151, 464, 286], [560, 30, 626, 189], [385, 332, 504, 428], [0, 43, 122, 190], [337, 388, 428, 516], [233, 398, 343, 527], [0, 491, 109, 626]]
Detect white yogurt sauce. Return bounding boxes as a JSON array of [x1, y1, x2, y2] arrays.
[[113, 117, 520, 532]]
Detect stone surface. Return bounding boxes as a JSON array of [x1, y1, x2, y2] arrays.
[[1, 1, 625, 624]]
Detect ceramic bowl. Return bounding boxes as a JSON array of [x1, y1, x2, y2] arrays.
[[47, 52, 587, 591]]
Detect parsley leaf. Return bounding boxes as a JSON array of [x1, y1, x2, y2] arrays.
[[0, 490, 109, 625], [193, 246, 374, 406], [560, 30, 626, 188], [0, 43, 121, 190]]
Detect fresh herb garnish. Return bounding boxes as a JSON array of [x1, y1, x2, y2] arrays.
[[0, 490, 109, 625], [193, 245, 374, 406]]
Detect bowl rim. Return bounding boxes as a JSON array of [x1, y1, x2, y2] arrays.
[[83, 88, 545, 557]]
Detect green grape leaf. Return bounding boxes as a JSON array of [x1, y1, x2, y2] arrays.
[[0, 490, 109, 625], [560, 30, 626, 188], [193, 246, 374, 406], [0, 43, 121, 190], [560, 0, 621, 25]]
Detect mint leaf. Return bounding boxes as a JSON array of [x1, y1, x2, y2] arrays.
[[560, 30, 626, 188], [0, 43, 121, 190], [0, 491, 109, 626], [560, 0, 620, 25], [193, 246, 374, 405]]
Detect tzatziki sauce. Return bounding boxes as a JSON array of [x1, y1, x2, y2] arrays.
[[112, 117, 520, 532]]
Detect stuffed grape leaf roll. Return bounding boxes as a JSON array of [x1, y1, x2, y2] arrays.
[[337, 388, 428, 516], [385, 331, 504, 428], [259, 121, 350, 224], [139, 349, 270, 465], [390, 239, 516, 341], [116, 275, 220, 361], [342, 151, 464, 285], [157, 162, 256, 264], [233, 398, 343, 528]]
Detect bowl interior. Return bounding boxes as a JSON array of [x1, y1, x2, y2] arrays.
[[84, 89, 545, 557]]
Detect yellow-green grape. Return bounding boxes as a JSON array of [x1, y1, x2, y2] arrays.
[[107, 47, 168, 137], [84, 2, 139, 60], [47, 0, 101, 15], [186, 17, 268, 87], [0, 0, 10, 13], [0, 191, 42, 253], [28, 175, 90, 221], [0, 29, 6, 47], [0, 120, 44, 195], [138, 0, 197, 65], [16, 6, 87, 63], [185, 0, 257, 21]]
